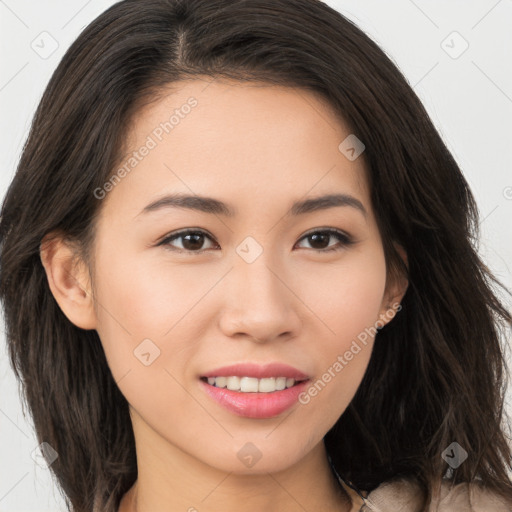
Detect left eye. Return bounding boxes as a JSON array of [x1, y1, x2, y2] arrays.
[[295, 229, 354, 252], [159, 228, 354, 253]]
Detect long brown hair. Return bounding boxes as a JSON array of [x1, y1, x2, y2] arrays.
[[1, 1, 511, 510]]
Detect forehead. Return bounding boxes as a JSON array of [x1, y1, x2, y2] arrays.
[[104, 78, 370, 218]]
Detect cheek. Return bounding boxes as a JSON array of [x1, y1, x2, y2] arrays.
[[296, 247, 386, 416], [94, 243, 221, 331], [89, 246, 175, 377], [90, 254, 202, 427], [299, 243, 387, 342], [90, 244, 225, 385]]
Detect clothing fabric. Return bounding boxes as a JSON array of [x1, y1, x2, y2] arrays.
[[328, 456, 512, 511]]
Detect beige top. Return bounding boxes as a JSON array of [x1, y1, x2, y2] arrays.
[[337, 475, 512, 511]]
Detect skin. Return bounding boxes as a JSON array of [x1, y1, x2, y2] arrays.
[[40, 78, 408, 512]]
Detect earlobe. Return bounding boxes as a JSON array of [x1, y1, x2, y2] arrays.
[[40, 233, 97, 330]]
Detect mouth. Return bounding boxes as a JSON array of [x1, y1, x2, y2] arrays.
[[199, 375, 309, 393], [198, 362, 311, 418]]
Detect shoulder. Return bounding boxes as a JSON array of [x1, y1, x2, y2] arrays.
[[433, 479, 512, 512], [356, 476, 512, 512]]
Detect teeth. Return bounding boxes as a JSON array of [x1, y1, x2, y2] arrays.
[[275, 377, 286, 390], [241, 377, 259, 392], [215, 376, 227, 388], [258, 377, 275, 393], [205, 376, 301, 392], [226, 376, 241, 390]]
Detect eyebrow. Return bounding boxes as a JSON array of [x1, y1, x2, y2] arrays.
[[138, 192, 367, 219]]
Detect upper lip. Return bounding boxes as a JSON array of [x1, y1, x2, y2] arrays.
[[201, 362, 309, 380]]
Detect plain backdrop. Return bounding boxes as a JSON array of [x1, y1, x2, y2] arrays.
[[1, 1, 511, 510]]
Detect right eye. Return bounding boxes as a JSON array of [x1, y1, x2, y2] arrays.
[[159, 229, 220, 253]]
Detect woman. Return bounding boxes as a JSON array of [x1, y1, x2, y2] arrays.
[[1, 1, 511, 511]]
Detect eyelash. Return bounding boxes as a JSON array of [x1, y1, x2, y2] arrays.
[[158, 228, 355, 254]]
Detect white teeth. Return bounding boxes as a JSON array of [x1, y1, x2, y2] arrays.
[[215, 376, 227, 388], [226, 376, 241, 390], [241, 377, 259, 392], [275, 377, 286, 390], [205, 376, 301, 392], [258, 377, 275, 393]]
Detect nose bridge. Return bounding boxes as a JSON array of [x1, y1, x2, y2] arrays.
[[219, 242, 300, 340], [235, 243, 286, 308], [233, 232, 280, 291], [239, 252, 280, 299]]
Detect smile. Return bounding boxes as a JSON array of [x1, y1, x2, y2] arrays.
[[200, 376, 306, 393]]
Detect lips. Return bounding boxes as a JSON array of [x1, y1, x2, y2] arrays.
[[199, 362, 311, 418], [200, 378, 309, 418]]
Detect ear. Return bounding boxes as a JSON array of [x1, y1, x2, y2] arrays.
[[40, 232, 97, 330], [376, 243, 408, 329]]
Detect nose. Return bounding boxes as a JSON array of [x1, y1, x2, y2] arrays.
[[218, 256, 302, 344]]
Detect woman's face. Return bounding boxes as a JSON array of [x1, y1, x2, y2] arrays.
[[86, 78, 403, 474]]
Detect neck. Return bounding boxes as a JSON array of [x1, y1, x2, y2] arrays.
[[118, 435, 351, 512]]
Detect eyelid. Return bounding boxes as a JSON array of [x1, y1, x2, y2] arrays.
[[299, 226, 351, 241]]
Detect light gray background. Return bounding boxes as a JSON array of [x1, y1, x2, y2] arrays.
[[1, 1, 511, 511]]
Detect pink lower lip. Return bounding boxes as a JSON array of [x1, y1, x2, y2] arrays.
[[199, 379, 309, 419]]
